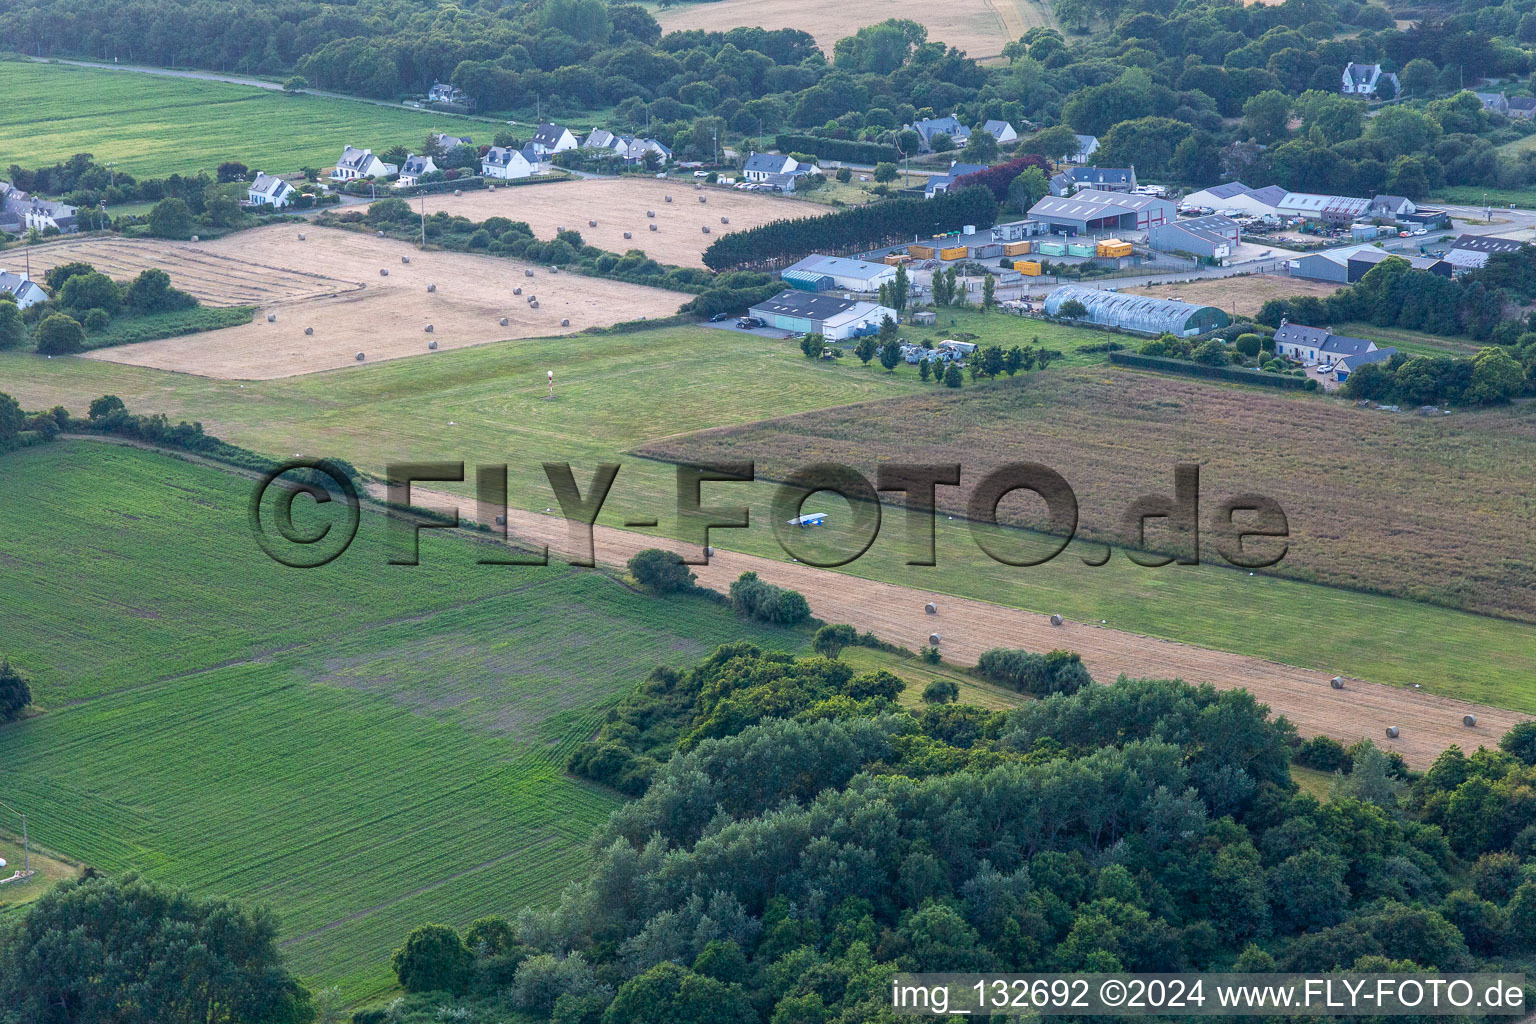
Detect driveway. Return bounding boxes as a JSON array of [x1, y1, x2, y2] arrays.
[[697, 319, 800, 340]]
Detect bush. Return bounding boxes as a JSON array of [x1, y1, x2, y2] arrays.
[[0, 659, 31, 722], [82, 308, 110, 333], [148, 197, 194, 239], [0, 300, 22, 350], [1294, 734, 1351, 773], [627, 548, 697, 593], [835, 167, 852, 183], [974, 648, 1093, 696], [391, 923, 472, 994], [34, 313, 86, 355], [922, 678, 960, 704], [728, 571, 811, 626], [59, 271, 121, 316], [812, 623, 859, 657], [1234, 333, 1263, 358]]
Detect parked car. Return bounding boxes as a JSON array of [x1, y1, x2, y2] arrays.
[[736, 316, 764, 329], [693, 170, 709, 177], [709, 312, 733, 322], [1413, 227, 1428, 235]]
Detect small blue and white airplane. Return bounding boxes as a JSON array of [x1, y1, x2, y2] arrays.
[[786, 513, 827, 527]]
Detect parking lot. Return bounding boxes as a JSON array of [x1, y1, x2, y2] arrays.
[[698, 318, 800, 340]]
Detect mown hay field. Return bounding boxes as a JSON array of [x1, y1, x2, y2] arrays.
[[651, 0, 1056, 59], [0, 441, 807, 999], [0, 61, 488, 178], [407, 177, 826, 268], [25, 226, 685, 378]]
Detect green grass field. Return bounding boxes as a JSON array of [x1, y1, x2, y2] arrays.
[[1434, 184, 1536, 210], [1329, 321, 1483, 358], [0, 61, 490, 178], [0, 440, 809, 999]]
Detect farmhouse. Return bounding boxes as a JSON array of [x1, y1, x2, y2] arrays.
[[1049, 166, 1137, 196], [528, 123, 578, 158], [1444, 233, 1527, 270], [247, 172, 294, 207], [481, 146, 535, 180], [0, 270, 47, 308], [432, 133, 475, 154], [331, 146, 397, 181], [743, 152, 821, 185], [1368, 194, 1416, 219], [23, 198, 79, 234], [1476, 92, 1510, 115], [395, 154, 437, 188], [1148, 214, 1239, 259], [1066, 134, 1099, 164], [907, 115, 970, 152], [925, 162, 986, 197], [1028, 190, 1174, 234], [1045, 284, 1230, 335], [1272, 321, 1398, 380], [781, 254, 896, 292], [1341, 62, 1399, 97], [427, 81, 470, 107], [1511, 96, 1536, 119], [747, 289, 896, 340]]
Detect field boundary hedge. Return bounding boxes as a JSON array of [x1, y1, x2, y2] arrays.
[[775, 134, 901, 165], [1109, 351, 1320, 390]]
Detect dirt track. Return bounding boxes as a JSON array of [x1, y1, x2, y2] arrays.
[[401, 485, 1530, 770]]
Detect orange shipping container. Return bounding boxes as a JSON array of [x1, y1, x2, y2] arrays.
[[939, 246, 968, 260], [909, 244, 936, 259], [1015, 260, 1042, 276], [883, 253, 912, 266], [1003, 241, 1032, 256]]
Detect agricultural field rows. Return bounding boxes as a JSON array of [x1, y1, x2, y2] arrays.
[[0, 61, 489, 178], [0, 441, 808, 998]]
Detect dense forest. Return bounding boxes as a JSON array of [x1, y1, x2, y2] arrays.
[[10, 0, 1536, 192], [371, 639, 1536, 1023]]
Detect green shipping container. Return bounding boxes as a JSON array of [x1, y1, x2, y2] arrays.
[[1067, 243, 1096, 258], [1037, 241, 1066, 256]]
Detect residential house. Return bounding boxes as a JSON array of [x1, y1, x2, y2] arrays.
[[432, 133, 475, 154], [1476, 92, 1511, 115], [743, 152, 801, 182], [395, 154, 438, 188], [907, 115, 970, 153], [746, 289, 897, 341], [1509, 97, 1536, 119], [23, 198, 78, 233], [1368, 194, 1416, 219], [427, 81, 470, 106], [583, 130, 670, 165], [331, 146, 397, 181], [0, 270, 47, 308], [1272, 320, 1397, 381], [1066, 134, 1099, 164], [982, 119, 1017, 144], [527, 123, 578, 159], [1444, 233, 1528, 271], [1341, 62, 1399, 98], [1148, 214, 1240, 259], [247, 172, 294, 207], [481, 145, 535, 180], [925, 162, 986, 197], [1028, 189, 1174, 234], [1049, 166, 1136, 196], [0, 182, 23, 235]]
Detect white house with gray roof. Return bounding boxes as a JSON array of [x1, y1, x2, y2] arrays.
[[982, 119, 1017, 143], [247, 172, 294, 207], [23, 198, 78, 233], [394, 154, 437, 188], [481, 146, 534, 180], [0, 271, 47, 308], [1341, 62, 1398, 98], [1272, 320, 1397, 380], [330, 146, 397, 181], [528, 123, 577, 158], [907, 115, 970, 152]]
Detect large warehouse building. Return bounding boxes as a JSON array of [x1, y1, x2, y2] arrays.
[[1044, 285, 1230, 336], [1027, 190, 1175, 235], [1148, 215, 1240, 259], [781, 254, 896, 292], [748, 290, 897, 340]]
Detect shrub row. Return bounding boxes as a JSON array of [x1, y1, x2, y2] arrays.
[[774, 133, 901, 165], [728, 571, 811, 626], [974, 648, 1093, 697], [1110, 350, 1321, 390]]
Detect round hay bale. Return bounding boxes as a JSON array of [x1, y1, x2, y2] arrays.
[[424, 324, 434, 333], [721, 216, 729, 224], [304, 327, 314, 336], [560, 318, 570, 327], [925, 602, 937, 615], [380, 268, 389, 276], [647, 210, 655, 218], [529, 299, 539, 309], [528, 295, 536, 304], [698, 195, 706, 203], [649, 223, 657, 231], [1385, 725, 1400, 739], [623, 231, 632, 239], [377, 230, 385, 237], [190, 235, 199, 242], [549, 266, 559, 274], [702, 226, 711, 234], [1463, 714, 1478, 727], [588, 219, 597, 227], [525, 269, 534, 277], [426, 283, 436, 293], [266, 313, 276, 323], [514, 287, 522, 296], [495, 514, 506, 525], [1330, 676, 1344, 689], [298, 232, 306, 240], [665, 195, 673, 203], [706, 545, 715, 556], [929, 633, 942, 646], [557, 224, 565, 232], [402, 255, 410, 264], [1050, 613, 1063, 626], [453, 188, 461, 196], [499, 317, 510, 326], [355, 351, 365, 361], [428, 339, 438, 350]]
